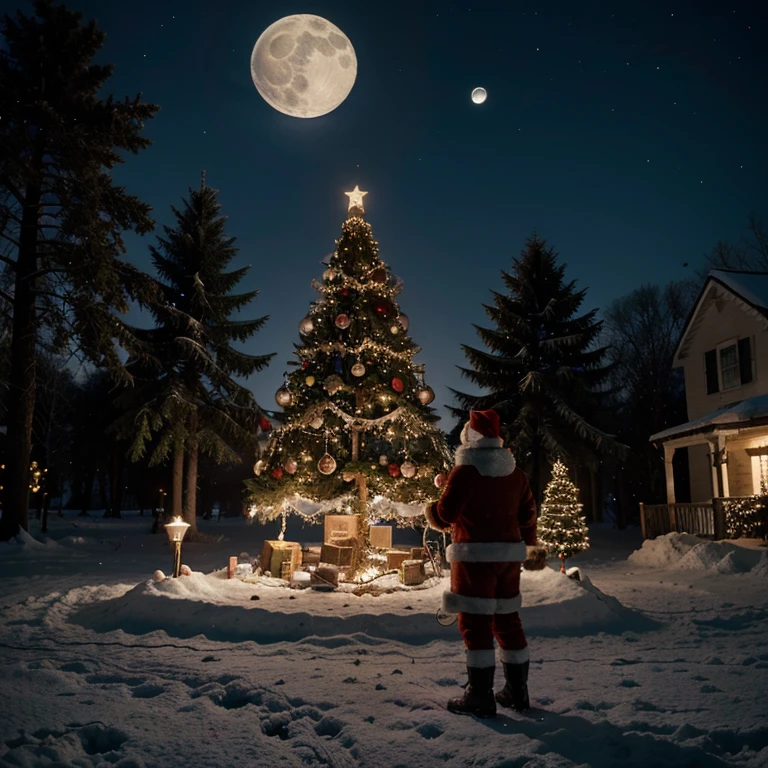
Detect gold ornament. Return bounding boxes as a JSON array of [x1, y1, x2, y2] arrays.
[[324, 375, 344, 394], [318, 452, 337, 475], [417, 386, 435, 405], [285, 458, 298, 475], [310, 416, 324, 430], [253, 460, 265, 476], [305, 375, 316, 387], [351, 362, 366, 377], [299, 316, 314, 335], [390, 324, 400, 335], [275, 386, 293, 407], [379, 455, 389, 466], [400, 461, 417, 478]]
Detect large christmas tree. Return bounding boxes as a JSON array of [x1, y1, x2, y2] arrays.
[[247, 187, 451, 560], [538, 459, 589, 571], [451, 234, 616, 504]]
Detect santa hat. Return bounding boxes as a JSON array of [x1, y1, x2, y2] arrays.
[[460, 409, 504, 447]]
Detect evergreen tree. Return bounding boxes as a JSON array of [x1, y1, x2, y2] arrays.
[[538, 458, 589, 571], [114, 176, 274, 536], [451, 234, 615, 504], [0, 0, 158, 539], [247, 188, 450, 566]]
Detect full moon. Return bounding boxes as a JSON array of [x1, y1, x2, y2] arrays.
[[250, 15, 357, 119], [471, 87, 487, 104]]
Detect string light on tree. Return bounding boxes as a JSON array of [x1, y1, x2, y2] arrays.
[[537, 458, 589, 572]]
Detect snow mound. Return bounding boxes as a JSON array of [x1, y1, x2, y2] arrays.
[[69, 565, 658, 644], [629, 532, 766, 574], [0, 527, 46, 549]]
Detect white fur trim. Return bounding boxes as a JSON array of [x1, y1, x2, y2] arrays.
[[466, 649, 496, 668], [442, 591, 522, 614], [495, 594, 523, 613], [442, 591, 497, 615], [501, 647, 529, 664], [461, 422, 503, 448], [447, 541, 527, 563], [454, 446, 516, 477]]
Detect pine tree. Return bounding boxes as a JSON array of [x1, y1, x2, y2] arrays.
[[451, 234, 616, 504], [114, 176, 274, 536], [538, 459, 589, 571], [246, 187, 450, 567], [0, 1, 158, 539]]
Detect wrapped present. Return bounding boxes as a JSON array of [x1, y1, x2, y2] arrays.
[[324, 514, 359, 544], [410, 547, 425, 561], [321, 543, 354, 567], [386, 549, 409, 570], [302, 546, 322, 566], [259, 540, 302, 578], [370, 525, 393, 549], [311, 565, 339, 590]]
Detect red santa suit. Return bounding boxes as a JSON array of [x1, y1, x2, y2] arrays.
[[426, 411, 537, 671]]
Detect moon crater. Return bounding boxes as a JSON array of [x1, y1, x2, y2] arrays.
[[251, 14, 357, 118]]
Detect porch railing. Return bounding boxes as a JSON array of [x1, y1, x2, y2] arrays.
[[639, 500, 731, 540]]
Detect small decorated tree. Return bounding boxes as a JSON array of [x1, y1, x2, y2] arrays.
[[538, 459, 589, 572], [246, 187, 451, 573]]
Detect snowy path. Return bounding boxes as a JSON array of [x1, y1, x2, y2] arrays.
[[1, 516, 767, 767]]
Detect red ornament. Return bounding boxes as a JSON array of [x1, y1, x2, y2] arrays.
[[302, 361, 310, 370], [271, 466, 283, 479], [259, 416, 272, 432], [434, 472, 447, 488], [338, 288, 349, 297], [335, 313, 351, 329], [391, 377, 404, 393], [388, 463, 401, 477]]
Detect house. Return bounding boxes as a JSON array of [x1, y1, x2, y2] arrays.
[[649, 269, 768, 511]]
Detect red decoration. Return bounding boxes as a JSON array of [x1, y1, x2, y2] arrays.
[[338, 288, 349, 297], [335, 313, 351, 329], [271, 467, 283, 479], [259, 416, 272, 432], [302, 361, 310, 370], [391, 377, 404, 393], [388, 463, 401, 478]]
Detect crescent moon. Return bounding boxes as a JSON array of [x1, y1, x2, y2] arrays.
[[250, 14, 357, 119]]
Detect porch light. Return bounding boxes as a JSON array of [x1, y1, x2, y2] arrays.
[[164, 516, 190, 578]]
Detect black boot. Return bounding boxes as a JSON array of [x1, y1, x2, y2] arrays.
[[447, 666, 496, 718], [496, 661, 530, 711]]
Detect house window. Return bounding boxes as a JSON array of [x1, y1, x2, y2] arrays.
[[718, 342, 740, 390]]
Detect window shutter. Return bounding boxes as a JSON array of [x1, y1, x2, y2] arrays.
[[705, 349, 719, 394], [738, 337, 753, 384]]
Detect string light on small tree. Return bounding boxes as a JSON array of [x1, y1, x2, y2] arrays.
[[538, 458, 589, 572]]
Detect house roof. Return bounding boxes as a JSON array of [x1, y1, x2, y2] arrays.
[[673, 269, 768, 365], [649, 393, 768, 442]]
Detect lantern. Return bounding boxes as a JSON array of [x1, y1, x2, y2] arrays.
[[164, 516, 191, 578]]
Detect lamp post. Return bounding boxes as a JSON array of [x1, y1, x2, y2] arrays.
[[164, 516, 190, 577]]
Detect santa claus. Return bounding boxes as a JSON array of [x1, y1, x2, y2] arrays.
[[426, 408, 544, 718]]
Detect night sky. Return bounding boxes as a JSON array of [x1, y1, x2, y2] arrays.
[[9, 0, 766, 425]]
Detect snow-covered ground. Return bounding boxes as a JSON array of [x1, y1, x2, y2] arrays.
[[1, 513, 767, 768]]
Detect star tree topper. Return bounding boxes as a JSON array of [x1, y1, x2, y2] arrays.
[[345, 185, 368, 213]]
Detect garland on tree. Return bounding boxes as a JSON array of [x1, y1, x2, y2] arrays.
[[538, 459, 590, 570], [245, 187, 451, 528]]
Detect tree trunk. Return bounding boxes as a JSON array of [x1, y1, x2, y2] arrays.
[[80, 472, 94, 516], [0, 181, 41, 540], [183, 410, 199, 536], [349, 396, 370, 576], [106, 440, 123, 518], [172, 444, 184, 519], [530, 433, 542, 509]]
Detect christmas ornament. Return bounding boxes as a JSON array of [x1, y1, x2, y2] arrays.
[[299, 316, 314, 335], [434, 472, 447, 488], [271, 466, 284, 479], [253, 460, 265, 476], [318, 453, 337, 475], [370, 267, 387, 284], [342, 471, 355, 482], [351, 362, 366, 377], [373, 299, 393, 317], [335, 313, 350, 329], [400, 461, 416, 478], [345, 185, 368, 212], [333, 354, 343, 373], [379, 455, 389, 466], [390, 324, 400, 335], [391, 377, 404, 393], [285, 458, 298, 475], [417, 386, 435, 405], [275, 387, 293, 407], [323, 268, 336, 281], [324, 375, 344, 394], [397, 314, 410, 332], [310, 416, 324, 430], [388, 463, 401, 477], [259, 416, 272, 432], [305, 375, 316, 387], [302, 361, 310, 370], [337, 288, 349, 298]]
